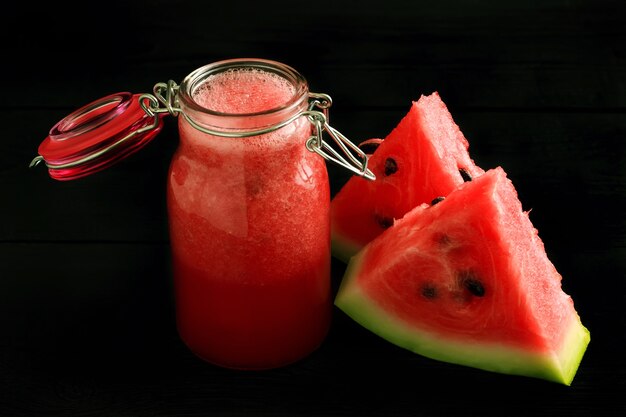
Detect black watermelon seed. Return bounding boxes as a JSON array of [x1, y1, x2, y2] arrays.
[[433, 232, 451, 246], [459, 168, 472, 182], [421, 284, 438, 299], [374, 215, 393, 229], [431, 196, 445, 206], [463, 277, 485, 297], [384, 158, 398, 176], [358, 141, 382, 154]]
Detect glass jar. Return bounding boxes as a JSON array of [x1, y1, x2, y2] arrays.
[[169, 59, 331, 369], [30, 58, 374, 370]]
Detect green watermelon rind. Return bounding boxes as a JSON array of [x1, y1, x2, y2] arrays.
[[335, 251, 591, 386], [330, 232, 363, 264]]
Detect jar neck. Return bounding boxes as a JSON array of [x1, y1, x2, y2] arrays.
[[177, 59, 310, 133]]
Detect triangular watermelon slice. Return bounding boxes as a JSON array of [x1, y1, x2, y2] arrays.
[[330, 92, 484, 262], [335, 167, 590, 385]]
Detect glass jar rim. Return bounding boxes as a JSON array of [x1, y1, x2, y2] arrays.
[[177, 58, 309, 119]]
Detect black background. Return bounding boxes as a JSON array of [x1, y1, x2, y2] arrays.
[[2, 0, 625, 416]]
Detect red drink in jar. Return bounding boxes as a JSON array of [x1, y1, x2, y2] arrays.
[[167, 59, 331, 369]]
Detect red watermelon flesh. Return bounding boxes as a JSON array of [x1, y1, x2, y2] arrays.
[[330, 92, 484, 262], [335, 167, 590, 385]]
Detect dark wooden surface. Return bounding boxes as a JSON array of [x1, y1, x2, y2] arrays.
[[2, 1, 625, 416]]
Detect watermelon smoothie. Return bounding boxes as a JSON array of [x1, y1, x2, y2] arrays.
[[167, 60, 331, 369]]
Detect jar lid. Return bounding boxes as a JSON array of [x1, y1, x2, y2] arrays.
[[33, 92, 164, 180]]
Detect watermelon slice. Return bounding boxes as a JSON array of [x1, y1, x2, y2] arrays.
[[330, 92, 484, 262], [335, 167, 590, 385]]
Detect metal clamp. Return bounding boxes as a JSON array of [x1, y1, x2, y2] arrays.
[[305, 94, 375, 180], [139, 80, 181, 118]]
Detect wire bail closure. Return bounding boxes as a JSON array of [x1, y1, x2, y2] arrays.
[[30, 80, 376, 182], [140, 81, 376, 180]]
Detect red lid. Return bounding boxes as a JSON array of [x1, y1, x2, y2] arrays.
[[36, 92, 165, 180]]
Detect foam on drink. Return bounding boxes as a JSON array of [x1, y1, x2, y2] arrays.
[[192, 68, 296, 114]]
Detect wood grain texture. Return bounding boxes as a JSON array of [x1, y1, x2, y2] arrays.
[[1, 0, 625, 416]]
